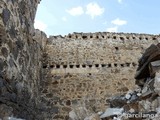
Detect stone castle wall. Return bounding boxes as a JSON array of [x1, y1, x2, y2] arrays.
[[0, 0, 47, 119], [41, 32, 160, 119], [1, 0, 160, 120]]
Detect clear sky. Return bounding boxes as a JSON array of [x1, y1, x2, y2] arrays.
[[34, 0, 160, 36]]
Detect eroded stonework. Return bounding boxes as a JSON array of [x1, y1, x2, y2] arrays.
[[1, 0, 160, 120], [0, 0, 47, 119], [41, 33, 160, 119]]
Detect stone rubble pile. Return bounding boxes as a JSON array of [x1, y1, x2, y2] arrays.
[[0, 117, 24, 120], [99, 43, 160, 120], [69, 105, 101, 120], [69, 43, 160, 120]]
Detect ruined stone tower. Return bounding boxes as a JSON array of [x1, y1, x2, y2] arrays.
[[0, 0, 160, 120]]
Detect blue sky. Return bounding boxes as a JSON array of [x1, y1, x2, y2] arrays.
[[34, 0, 160, 36]]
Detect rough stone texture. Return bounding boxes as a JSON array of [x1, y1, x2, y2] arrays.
[[41, 33, 160, 119], [1, 0, 160, 120], [0, 0, 47, 119], [99, 44, 160, 120]]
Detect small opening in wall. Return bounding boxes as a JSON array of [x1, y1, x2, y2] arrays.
[[69, 65, 74, 68], [50, 65, 54, 68], [120, 37, 124, 40], [68, 35, 71, 38], [101, 64, 106, 67], [107, 36, 110, 39], [90, 36, 93, 38], [132, 37, 135, 39], [66, 100, 71, 106], [56, 65, 60, 68], [132, 62, 137, 67], [153, 37, 157, 40], [96, 36, 99, 39], [76, 65, 80, 68], [82, 36, 87, 39], [88, 65, 92, 68], [120, 64, 124, 67], [126, 37, 129, 39], [126, 63, 130, 67], [43, 53, 47, 57], [88, 73, 92, 75], [52, 80, 58, 85], [43, 65, 47, 68], [95, 64, 99, 67], [139, 37, 142, 40], [75, 35, 78, 39], [113, 36, 116, 39], [115, 47, 119, 50], [102, 36, 104, 38], [145, 37, 148, 40], [82, 64, 86, 68], [114, 63, 117, 67], [108, 64, 111, 68], [63, 65, 67, 68]]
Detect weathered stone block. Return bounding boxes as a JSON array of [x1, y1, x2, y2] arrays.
[[1, 47, 8, 58], [0, 77, 4, 88], [50, 106, 59, 114], [2, 8, 10, 25], [0, 58, 4, 71], [16, 39, 24, 50], [0, 104, 13, 118]]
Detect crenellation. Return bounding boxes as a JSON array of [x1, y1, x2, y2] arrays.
[[46, 32, 160, 46], [1, 0, 160, 119]]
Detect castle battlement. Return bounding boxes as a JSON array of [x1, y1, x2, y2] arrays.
[[1, 0, 160, 119], [48, 32, 160, 43]]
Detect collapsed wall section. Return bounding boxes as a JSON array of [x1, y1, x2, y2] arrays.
[[0, 0, 47, 119], [42, 32, 160, 119]]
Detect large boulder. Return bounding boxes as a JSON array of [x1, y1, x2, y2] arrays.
[[135, 44, 160, 84]]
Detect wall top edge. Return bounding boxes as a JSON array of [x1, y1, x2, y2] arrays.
[[47, 32, 160, 41]]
